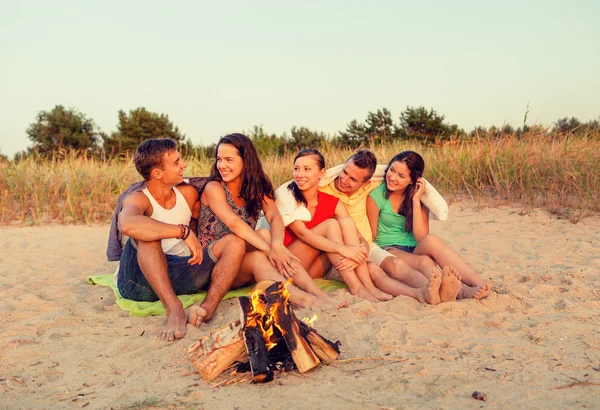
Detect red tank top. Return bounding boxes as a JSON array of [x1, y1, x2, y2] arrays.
[[283, 191, 339, 246]]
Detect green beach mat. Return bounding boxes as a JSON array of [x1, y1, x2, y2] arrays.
[[88, 274, 347, 317]]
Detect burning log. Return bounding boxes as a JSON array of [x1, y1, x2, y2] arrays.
[[238, 296, 275, 383], [189, 280, 341, 384], [295, 315, 340, 364], [261, 282, 320, 373], [188, 320, 246, 382]]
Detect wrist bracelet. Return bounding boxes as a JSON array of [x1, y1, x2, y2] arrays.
[[178, 224, 185, 239], [182, 225, 191, 240]]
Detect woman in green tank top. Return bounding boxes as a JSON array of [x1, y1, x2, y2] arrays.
[[366, 151, 492, 300]]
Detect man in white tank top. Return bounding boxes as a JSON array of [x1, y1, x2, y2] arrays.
[[117, 139, 246, 342]]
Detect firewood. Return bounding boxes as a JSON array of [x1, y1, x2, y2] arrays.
[[263, 282, 320, 373], [295, 315, 340, 364], [188, 320, 246, 382], [239, 296, 274, 383]]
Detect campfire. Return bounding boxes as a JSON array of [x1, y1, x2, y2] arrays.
[[188, 280, 341, 383]]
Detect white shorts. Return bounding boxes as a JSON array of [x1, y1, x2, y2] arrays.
[[367, 243, 394, 267], [324, 243, 394, 282]]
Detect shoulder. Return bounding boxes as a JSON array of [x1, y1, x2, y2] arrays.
[[319, 180, 343, 199], [369, 183, 386, 198], [318, 191, 339, 207], [204, 180, 225, 194], [176, 183, 199, 201], [121, 191, 151, 214]]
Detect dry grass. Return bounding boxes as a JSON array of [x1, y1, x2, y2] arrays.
[[1, 130, 599, 225]]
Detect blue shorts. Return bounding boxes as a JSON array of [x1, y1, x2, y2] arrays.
[[117, 239, 217, 302], [383, 245, 416, 254]]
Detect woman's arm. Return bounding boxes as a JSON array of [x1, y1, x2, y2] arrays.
[[365, 196, 380, 243], [202, 182, 271, 253], [412, 178, 430, 241], [262, 196, 301, 275]]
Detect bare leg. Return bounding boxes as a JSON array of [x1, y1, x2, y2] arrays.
[[307, 252, 331, 279], [379, 256, 430, 287], [368, 262, 441, 304], [288, 220, 377, 302], [136, 240, 187, 342], [337, 218, 392, 301], [386, 249, 437, 278], [240, 249, 332, 308], [188, 234, 246, 327], [415, 234, 491, 299]]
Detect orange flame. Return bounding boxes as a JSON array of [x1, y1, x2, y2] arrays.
[[301, 314, 318, 327], [246, 281, 293, 350]]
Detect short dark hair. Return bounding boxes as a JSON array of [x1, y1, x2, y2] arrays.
[[134, 138, 177, 181], [347, 150, 377, 181]]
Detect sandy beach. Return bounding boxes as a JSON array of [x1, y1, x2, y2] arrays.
[[1, 202, 599, 409]]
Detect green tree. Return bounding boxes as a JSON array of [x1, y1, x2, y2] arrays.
[[365, 108, 397, 143], [26, 105, 99, 155], [398, 106, 459, 142], [287, 126, 326, 149], [554, 117, 582, 134], [334, 119, 368, 148], [248, 125, 287, 155], [102, 107, 187, 156]]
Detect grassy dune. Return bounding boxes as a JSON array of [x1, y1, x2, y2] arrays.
[[1, 131, 599, 225]]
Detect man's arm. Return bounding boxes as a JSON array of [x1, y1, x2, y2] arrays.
[[118, 192, 182, 241]]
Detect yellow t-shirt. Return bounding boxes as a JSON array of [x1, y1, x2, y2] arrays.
[[319, 179, 383, 244]]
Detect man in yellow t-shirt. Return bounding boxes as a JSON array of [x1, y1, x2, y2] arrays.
[[317, 151, 438, 303]]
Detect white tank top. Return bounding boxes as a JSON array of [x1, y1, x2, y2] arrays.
[[141, 186, 192, 256]]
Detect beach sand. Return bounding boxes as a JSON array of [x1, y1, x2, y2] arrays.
[[1, 202, 599, 409]]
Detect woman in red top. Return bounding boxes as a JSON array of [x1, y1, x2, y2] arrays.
[[283, 149, 393, 302]]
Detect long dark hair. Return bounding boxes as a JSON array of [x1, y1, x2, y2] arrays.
[[287, 149, 325, 206], [384, 151, 425, 233], [209, 133, 274, 219]]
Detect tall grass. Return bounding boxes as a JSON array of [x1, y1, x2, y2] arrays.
[[1, 130, 599, 225]]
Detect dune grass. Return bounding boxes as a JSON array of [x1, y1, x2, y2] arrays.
[[1, 130, 599, 225]]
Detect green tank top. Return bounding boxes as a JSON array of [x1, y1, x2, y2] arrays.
[[369, 184, 417, 248]]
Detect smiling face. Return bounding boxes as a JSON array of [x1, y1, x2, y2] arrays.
[[216, 143, 244, 183], [385, 160, 413, 193], [293, 155, 325, 191], [336, 160, 371, 195], [156, 150, 186, 184]]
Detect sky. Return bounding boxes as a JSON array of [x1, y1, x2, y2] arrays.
[[1, 0, 599, 156]]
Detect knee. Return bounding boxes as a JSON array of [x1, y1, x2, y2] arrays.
[[224, 234, 246, 252], [136, 240, 162, 252], [323, 219, 342, 234], [417, 255, 435, 268], [421, 234, 439, 245], [391, 258, 412, 274]]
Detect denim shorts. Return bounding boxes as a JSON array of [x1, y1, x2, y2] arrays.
[[117, 239, 217, 302], [383, 245, 416, 254]]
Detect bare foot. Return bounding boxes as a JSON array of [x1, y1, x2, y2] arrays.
[[188, 304, 208, 327], [439, 266, 462, 302], [458, 283, 491, 300], [368, 287, 393, 302], [354, 287, 379, 302], [156, 306, 187, 342], [312, 294, 350, 309], [417, 268, 442, 305]]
